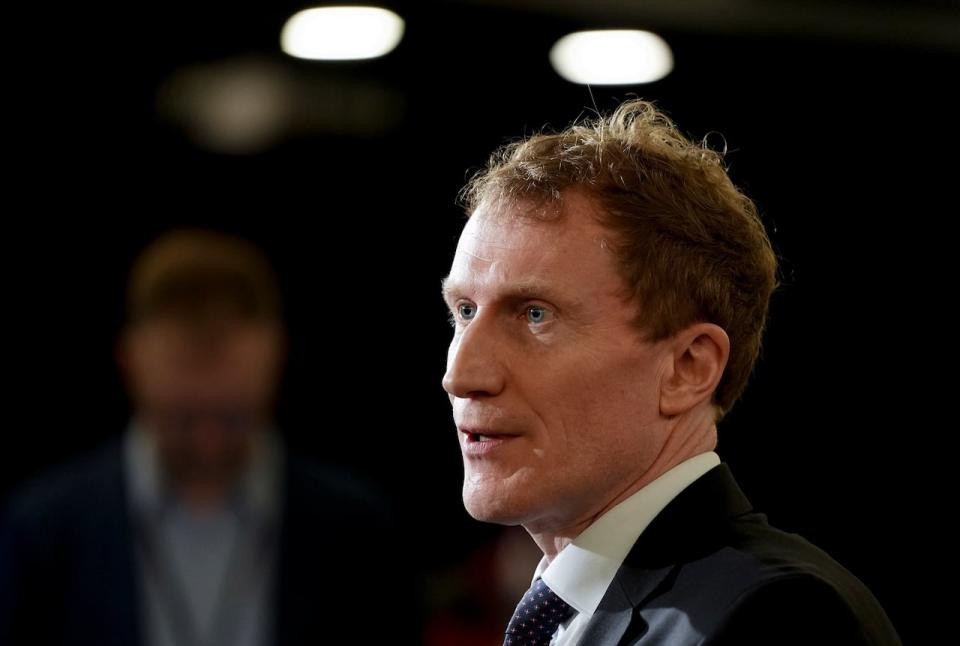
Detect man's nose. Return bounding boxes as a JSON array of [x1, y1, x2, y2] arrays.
[[442, 316, 505, 399]]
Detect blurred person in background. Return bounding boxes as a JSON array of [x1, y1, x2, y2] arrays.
[[441, 99, 901, 646], [0, 228, 415, 646]]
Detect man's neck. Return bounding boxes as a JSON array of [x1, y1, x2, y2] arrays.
[[527, 410, 718, 562], [175, 481, 233, 512]]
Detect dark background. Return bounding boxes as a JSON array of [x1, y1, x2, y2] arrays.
[[4, 1, 957, 642]]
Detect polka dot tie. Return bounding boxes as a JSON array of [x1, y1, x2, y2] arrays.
[[503, 577, 575, 646]]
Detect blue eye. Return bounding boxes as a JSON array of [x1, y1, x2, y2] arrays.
[[458, 303, 477, 321], [526, 306, 549, 324]]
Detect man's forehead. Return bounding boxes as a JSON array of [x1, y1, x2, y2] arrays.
[[459, 205, 552, 248], [449, 215, 560, 285], [460, 197, 605, 251], [444, 202, 621, 304]]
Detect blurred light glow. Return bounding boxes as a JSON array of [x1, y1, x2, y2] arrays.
[[157, 58, 294, 154], [281, 6, 405, 60], [549, 30, 674, 85]]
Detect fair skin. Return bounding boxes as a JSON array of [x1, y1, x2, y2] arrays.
[[442, 190, 730, 561], [115, 317, 286, 510]]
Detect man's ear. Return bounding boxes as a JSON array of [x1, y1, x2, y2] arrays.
[[274, 325, 290, 371], [114, 328, 132, 386], [659, 322, 730, 417], [114, 325, 145, 393]]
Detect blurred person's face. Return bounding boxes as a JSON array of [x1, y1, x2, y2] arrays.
[[117, 318, 285, 497], [441, 192, 675, 536]]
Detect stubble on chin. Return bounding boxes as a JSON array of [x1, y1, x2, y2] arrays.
[[461, 468, 536, 526]]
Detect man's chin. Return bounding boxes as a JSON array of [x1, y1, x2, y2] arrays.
[[462, 485, 527, 526]]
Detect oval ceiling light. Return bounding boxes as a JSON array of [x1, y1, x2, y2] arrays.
[[281, 6, 405, 60], [549, 30, 674, 85]]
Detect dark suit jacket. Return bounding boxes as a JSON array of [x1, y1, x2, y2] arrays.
[[0, 439, 422, 646], [576, 463, 901, 646]]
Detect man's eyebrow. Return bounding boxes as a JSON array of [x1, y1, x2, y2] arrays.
[[502, 281, 563, 300], [441, 276, 581, 310], [440, 276, 459, 304]]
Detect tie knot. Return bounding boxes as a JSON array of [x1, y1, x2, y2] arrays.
[[504, 578, 574, 646]]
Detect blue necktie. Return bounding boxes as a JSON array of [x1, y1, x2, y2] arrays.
[[504, 577, 575, 646]]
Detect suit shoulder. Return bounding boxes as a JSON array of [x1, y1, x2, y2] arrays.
[[705, 572, 902, 646], [659, 513, 899, 644], [695, 512, 902, 645], [723, 512, 883, 602], [1, 441, 124, 532]]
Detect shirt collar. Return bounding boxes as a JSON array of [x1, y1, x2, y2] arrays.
[[536, 451, 722, 618], [123, 415, 283, 525]]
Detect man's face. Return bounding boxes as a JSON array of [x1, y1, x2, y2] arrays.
[[442, 192, 673, 534], [120, 318, 285, 487]]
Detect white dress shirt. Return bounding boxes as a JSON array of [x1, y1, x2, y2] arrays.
[[534, 451, 722, 646]]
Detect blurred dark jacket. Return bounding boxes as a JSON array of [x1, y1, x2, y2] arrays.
[[0, 437, 421, 646]]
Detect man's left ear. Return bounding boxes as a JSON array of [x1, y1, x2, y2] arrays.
[[659, 323, 730, 417]]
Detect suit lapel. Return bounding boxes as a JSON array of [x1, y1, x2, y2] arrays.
[[575, 563, 677, 646], [96, 482, 142, 646], [74, 442, 142, 646], [574, 463, 753, 646]]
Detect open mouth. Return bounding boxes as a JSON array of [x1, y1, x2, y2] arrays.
[[459, 428, 519, 456], [462, 429, 518, 443]]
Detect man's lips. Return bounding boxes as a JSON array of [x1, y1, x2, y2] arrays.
[[458, 427, 521, 441], [458, 427, 521, 457]]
